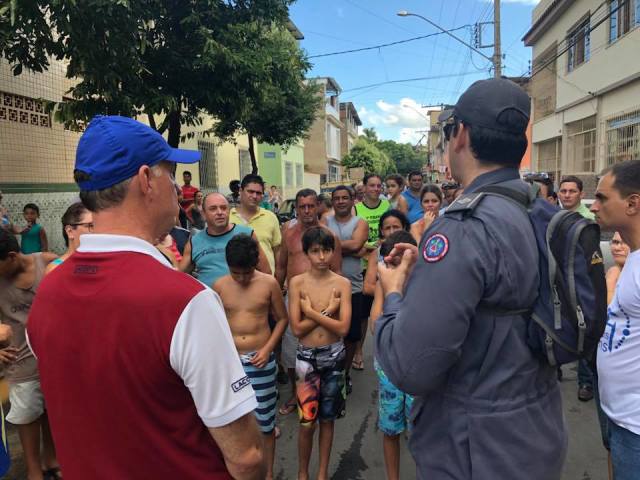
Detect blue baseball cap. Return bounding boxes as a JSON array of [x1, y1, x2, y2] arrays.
[[74, 115, 200, 191]]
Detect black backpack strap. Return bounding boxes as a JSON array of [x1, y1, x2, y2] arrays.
[[475, 185, 532, 208]]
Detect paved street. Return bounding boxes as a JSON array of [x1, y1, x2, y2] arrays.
[[3, 339, 608, 479]]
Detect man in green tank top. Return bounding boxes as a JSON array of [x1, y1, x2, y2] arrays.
[[355, 174, 390, 250]]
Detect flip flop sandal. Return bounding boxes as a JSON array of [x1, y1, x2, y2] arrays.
[[43, 467, 63, 480], [278, 400, 297, 415], [274, 426, 281, 439], [352, 359, 364, 371]]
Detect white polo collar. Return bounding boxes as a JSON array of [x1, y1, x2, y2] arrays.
[[77, 234, 172, 267]]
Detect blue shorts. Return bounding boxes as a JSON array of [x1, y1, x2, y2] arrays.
[[240, 352, 277, 434], [375, 359, 413, 436]]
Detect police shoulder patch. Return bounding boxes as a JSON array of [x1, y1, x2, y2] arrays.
[[423, 233, 449, 263]]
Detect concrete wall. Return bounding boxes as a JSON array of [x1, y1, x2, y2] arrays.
[[303, 111, 328, 176]]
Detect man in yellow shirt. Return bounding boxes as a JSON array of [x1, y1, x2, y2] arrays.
[[230, 174, 281, 274]]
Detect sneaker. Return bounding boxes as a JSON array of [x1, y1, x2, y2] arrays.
[[578, 385, 594, 402]]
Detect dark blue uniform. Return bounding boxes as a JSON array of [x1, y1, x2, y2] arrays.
[[375, 168, 567, 479]]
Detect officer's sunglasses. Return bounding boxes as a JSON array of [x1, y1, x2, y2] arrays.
[[443, 117, 461, 142]]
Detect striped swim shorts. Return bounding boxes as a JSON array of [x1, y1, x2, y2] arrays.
[[239, 351, 278, 434]]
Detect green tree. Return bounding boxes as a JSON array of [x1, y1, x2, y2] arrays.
[[362, 127, 378, 142], [342, 137, 394, 176], [210, 25, 321, 173], [1, 0, 316, 173], [376, 140, 425, 176]]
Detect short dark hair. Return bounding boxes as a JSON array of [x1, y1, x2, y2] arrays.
[[408, 171, 423, 181], [378, 209, 410, 239], [332, 185, 353, 198], [61, 202, 89, 247], [420, 184, 443, 203], [23, 203, 40, 215], [466, 118, 528, 168], [526, 176, 555, 197], [229, 180, 240, 190], [560, 175, 584, 191], [241, 174, 264, 190], [295, 188, 318, 205], [385, 174, 404, 187], [183, 171, 192, 176], [605, 160, 640, 197], [380, 230, 417, 257], [0, 229, 20, 260], [302, 226, 335, 254], [225, 234, 259, 270], [318, 193, 332, 209], [363, 173, 382, 185]]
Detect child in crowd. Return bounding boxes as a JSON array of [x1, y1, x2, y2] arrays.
[[363, 209, 411, 298], [410, 185, 443, 244], [17, 203, 48, 253], [288, 226, 351, 480], [385, 175, 409, 217], [0, 230, 60, 480], [369, 229, 418, 480], [213, 234, 288, 480]]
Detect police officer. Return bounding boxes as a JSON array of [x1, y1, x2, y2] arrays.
[[375, 78, 567, 479]]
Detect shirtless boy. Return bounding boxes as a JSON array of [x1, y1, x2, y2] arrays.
[[275, 189, 342, 416], [288, 226, 351, 480], [213, 234, 288, 480]]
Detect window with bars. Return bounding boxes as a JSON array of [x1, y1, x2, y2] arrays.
[[536, 137, 562, 182], [566, 116, 597, 173], [295, 163, 303, 187], [197, 140, 218, 190], [328, 164, 340, 183], [610, 0, 639, 42], [239, 150, 252, 180], [285, 161, 294, 187], [605, 110, 640, 166], [567, 18, 590, 72]]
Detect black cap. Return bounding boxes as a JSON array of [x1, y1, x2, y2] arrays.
[[438, 78, 530, 135]]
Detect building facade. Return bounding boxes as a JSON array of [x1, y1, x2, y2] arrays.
[[339, 102, 361, 159], [257, 142, 305, 200], [524, 0, 640, 193], [303, 77, 344, 185]]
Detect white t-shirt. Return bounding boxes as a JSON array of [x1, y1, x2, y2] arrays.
[[598, 249, 640, 435]]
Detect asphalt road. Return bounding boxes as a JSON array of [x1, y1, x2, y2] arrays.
[[3, 339, 608, 479]]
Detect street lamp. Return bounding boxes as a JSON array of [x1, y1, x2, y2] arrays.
[[397, 10, 495, 73]]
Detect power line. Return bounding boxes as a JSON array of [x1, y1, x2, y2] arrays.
[[308, 25, 472, 59], [341, 71, 484, 94]]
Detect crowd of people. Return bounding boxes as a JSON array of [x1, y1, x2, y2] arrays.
[[0, 78, 638, 480]]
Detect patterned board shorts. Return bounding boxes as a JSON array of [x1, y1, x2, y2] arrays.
[[239, 351, 277, 434], [374, 359, 414, 436], [295, 341, 346, 426]]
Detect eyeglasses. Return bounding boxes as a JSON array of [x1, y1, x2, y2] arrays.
[[69, 222, 94, 231]]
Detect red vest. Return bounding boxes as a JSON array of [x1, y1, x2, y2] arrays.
[[28, 251, 232, 479]]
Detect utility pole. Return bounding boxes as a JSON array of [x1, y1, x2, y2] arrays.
[[493, 0, 502, 78]]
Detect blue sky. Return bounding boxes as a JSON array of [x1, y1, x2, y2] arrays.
[[290, 0, 540, 144]]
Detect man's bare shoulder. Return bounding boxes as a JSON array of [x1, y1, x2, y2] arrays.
[[329, 271, 351, 288], [212, 275, 232, 293], [289, 272, 307, 287]]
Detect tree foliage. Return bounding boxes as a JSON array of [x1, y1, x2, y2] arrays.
[[376, 140, 425, 176], [1, 0, 317, 170], [342, 137, 394, 176]]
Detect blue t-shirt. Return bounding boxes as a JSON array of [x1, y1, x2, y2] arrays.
[[402, 189, 423, 223], [190, 224, 253, 287]]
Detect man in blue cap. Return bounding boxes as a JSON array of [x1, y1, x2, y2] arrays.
[[375, 79, 567, 479], [27, 116, 265, 479]]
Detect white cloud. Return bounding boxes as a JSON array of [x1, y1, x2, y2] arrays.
[[358, 97, 430, 129], [398, 128, 427, 145]]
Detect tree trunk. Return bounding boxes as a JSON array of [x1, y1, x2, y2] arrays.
[[167, 110, 181, 148], [248, 132, 258, 174]]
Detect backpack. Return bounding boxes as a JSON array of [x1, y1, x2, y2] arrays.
[[450, 184, 607, 366]]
